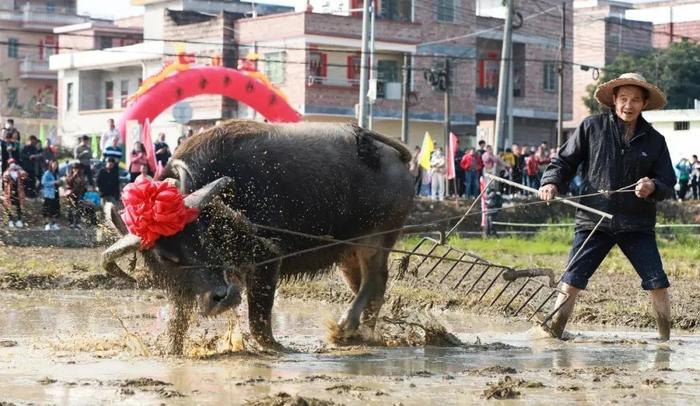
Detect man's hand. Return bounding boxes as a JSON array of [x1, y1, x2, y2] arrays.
[[538, 184, 558, 201], [635, 177, 655, 198]]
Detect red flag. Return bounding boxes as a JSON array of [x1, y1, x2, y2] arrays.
[[446, 132, 458, 180], [142, 118, 158, 177]]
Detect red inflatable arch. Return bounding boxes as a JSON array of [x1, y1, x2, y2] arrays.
[[117, 66, 302, 141]]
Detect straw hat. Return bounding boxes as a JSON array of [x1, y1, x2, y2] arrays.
[[594, 72, 666, 111]]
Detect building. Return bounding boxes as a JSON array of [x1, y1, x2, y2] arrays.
[[50, 0, 292, 147], [569, 0, 652, 126], [643, 108, 700, 165], [52, 0, 574, 150], [625, 0, 700, 48], [268, 0, 574, 149], [0, 0, 90, 138]]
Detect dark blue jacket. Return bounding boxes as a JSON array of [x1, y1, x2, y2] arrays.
[[541, 112, 676, 233]]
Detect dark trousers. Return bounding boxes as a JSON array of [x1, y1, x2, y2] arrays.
[[692, 175, 699, 200], [561, 229, 670, 291], [678, 180, 689, 200], [464, 170, 479, 198], [81, 164, 94, 187]]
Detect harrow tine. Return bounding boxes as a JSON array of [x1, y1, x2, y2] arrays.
[[514, 285, 543, 316], [527, 290, 556, 322], [439, 253, 468, 284], [489, 280, 514, 307], [477, 268, 507, 303], [412, 239, 440, 271], [453, 261, 478, 290], [464, 265, 492, 296], [503, 278, 531, 313], [424, 247, 454, 278]]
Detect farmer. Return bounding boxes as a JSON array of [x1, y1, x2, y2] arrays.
[[539, 73, 676, 341]]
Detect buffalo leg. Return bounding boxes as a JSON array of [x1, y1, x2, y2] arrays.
[[337, 251, 361, 294], [246, 262, 280, 347], [337, 242, 388, 337]]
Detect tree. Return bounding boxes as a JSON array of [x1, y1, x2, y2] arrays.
[[584, 40, 700, 114]]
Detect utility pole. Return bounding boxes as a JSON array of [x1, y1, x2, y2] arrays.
[[557, 1, 566, 149], [494, 0, 514, 152], [443, 58, 451, 153], [368, 0, 376, 130], [401, 52, 410, 144], [357, 0, 371, 128], [506, 44, 514, 148], [443, 58, 454, 197]]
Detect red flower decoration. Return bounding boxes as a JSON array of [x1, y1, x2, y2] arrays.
[[121, 175, 199, 249]]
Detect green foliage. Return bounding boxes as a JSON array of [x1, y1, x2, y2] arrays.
[[584, 40, 700, 113]]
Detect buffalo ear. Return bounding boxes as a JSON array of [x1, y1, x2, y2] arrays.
[[104, 202, 129, 235], [184, 177, 233, 210]]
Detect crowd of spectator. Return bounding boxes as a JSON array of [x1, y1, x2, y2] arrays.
[[411, 138, 700, 204], [0, 118, 181, 230]]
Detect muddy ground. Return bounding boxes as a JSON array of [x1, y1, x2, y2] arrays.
[[1, 242, 700, 404], [1, 243, 699, 332]]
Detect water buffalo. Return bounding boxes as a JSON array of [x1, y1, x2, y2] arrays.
[[102, 120, 414, 354]]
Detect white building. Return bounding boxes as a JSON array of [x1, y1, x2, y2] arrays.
[[643, 109, 700, 164]]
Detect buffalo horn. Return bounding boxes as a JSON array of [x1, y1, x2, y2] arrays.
[[183, 177, 233, 209], [104, 202, 129, 235], [101, 234, 141, 282]]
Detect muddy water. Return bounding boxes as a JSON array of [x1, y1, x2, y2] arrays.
[[1, 290, 699, 405]]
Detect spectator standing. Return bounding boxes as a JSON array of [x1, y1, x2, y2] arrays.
[[460, 147, 483, 198], [430, 146, 446, 201], [74, 135, 94, 187], [675, 157, 692, 201], [476, 139, 486, 156], [2, 118, 20, 143], [2, 159, 27, 228], [41, 160, 61, 230], [691, 155, 700, 200], [99, 119, 121, 155], [96, 158, 121, 205], [154, 132, 171, 167], [129, 141, 148, 183], [64, 163, 87, 229], [482, 145, 510, 177], [511, 144, 525, 195], [1, 131, 20, 175], [102, 136, 123, 163], [409, 146, 421, 195], [20, 135, 43, 198]]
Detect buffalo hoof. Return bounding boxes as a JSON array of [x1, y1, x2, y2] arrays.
[[253, 336, 288, 353]]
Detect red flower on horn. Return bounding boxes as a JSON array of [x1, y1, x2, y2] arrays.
[[121, 175, 199, 249]]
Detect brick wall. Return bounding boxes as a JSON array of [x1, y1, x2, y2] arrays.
[[653, 21, 700, 48]]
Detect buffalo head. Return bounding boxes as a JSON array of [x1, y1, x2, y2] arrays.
[[101, 176, 244, 317]]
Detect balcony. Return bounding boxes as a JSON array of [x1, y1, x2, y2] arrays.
[[20, 58, 56, 80], [0, 4, 86, 29]]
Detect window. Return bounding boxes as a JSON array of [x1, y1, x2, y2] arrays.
[[346, 55, 361, 84], [263, 52, 285, 84], [99, 36, 113, 50], [308, 51, 327, 84], [66, 82, 73, 111], [105, 81, 114, 109], [377, 59, 399, 99], [382, 0, 412, 22], [8, 38, 19, 58], [476, 0, 506, 18], [477, 51, 499, 92], [7, 87, 17, 108], [674, 121, 690, 131], [46, 2, 55, 13], [437, 0, 455, 22], [543, 62, 557, 92], [120, 80, 129, 108], [40, 36, 57, 60]]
